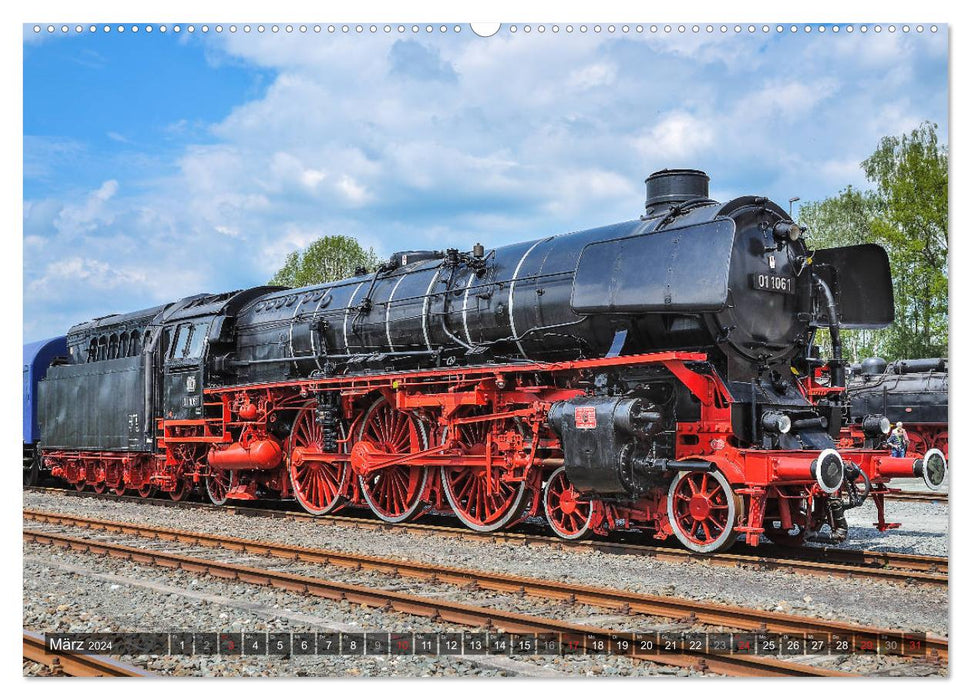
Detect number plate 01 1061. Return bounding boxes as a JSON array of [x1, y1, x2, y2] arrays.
[[751, 273, 795, 295]]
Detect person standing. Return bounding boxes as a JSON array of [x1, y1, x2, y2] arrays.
[[888, 422, 910, 458]]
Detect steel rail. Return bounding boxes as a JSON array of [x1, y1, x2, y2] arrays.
[[23, 629, 153, 677], [24, 510, 948, 663], [23, 527, 854, 677], [883, 491, 949, 504], [24, 486, 948, 580]]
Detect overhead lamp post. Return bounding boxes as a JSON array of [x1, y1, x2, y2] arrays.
[[788, 196, 801, 218]]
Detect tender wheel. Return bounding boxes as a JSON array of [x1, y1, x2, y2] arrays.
[[667, 469, 741, 553], [289, 405, 349, 515], [206, 470, 239, 506], [113, 485, 127, 496], [93, 482, 108, 495], [356, 397, 429, 523], [440, 412, 529, 532], [543, 466, 595, 540], [74, 479, 87, 492]]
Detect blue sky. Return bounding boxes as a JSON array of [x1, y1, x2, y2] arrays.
[[23, 23, 948, 341]]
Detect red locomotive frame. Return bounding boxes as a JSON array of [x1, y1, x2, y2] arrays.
[[46, 350, 931, 552]]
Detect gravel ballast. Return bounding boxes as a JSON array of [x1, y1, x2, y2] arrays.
[[23, 542, 695, 677]]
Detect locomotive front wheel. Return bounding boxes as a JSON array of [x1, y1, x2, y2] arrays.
[[667, 469, 742, 553], [289, 406, 349, 516], [206, 470, 239, 506], [356, 397, 429, 523], [543, 466, 595, 540], [137, 484, 156, 499], [440, 413, 529, 532]]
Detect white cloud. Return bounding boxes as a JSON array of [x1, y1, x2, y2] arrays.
[[53, 180, 119, 237], [567, 62, 617, 90], [634, 112, 715, 161], [23, 29, 948, 340]]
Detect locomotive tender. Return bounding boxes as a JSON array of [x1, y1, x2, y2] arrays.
[[30, 169, 947, 552]]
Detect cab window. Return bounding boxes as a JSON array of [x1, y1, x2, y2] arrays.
[[169, 324, 191, 359], [186, 322, 209, 358]]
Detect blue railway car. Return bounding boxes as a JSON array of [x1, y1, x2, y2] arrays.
[[24, 336, 68, 484]]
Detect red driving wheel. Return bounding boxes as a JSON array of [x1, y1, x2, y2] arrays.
[[288, 405, 348, 515], [667, 469, 741, 553], [356, 397, 429, 523], [440, 412, 529, 532], [543, 466, 595, 540]]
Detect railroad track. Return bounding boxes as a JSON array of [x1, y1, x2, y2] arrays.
[[23, 523, 853, 677], [24, 486, 948, 584], [883, 491, 949, 504], [24, 510, 948, 668], [23, 629, 153, 677]]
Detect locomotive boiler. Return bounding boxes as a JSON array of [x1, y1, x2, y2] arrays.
[[31, 168, 948, 553]]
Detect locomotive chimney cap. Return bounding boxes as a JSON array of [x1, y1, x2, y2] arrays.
[[645, 168, 711, 210]]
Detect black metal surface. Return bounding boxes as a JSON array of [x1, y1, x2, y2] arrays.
[[38, 356, 150, 451], [232, 186, 841, 385], [644, 168, 711, 209], [847, 361, 948, 426], [571, 219, 736, 314], [548, 396, 662, 495], [811, 244, 894, 329]]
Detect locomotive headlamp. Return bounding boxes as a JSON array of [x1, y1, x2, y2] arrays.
[[773, 221, 802, 242], [861, 414, 892, 437], [761, 411, 791, 434]]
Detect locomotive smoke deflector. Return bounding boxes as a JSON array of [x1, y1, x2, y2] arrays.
[[811, 244, 894, 329], [571, 219, 736, 315]]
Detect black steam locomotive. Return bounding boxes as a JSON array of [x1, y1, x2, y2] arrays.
[[28, 169, 945, 552], [844, 357, 949, 459]]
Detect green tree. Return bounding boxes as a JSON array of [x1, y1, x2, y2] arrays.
[[862, 121, 948, 359], [269, 235, 380, 288], [798, 121, 948, 361]]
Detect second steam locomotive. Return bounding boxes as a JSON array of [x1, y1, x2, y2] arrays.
[[27, 169, 947, 552]]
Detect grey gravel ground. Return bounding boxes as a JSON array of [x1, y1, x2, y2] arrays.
[[23, 490, 949, 640], [23, 542, 695, 677]]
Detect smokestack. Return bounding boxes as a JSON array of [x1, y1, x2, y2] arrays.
[[645, 168, 710, 211]]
